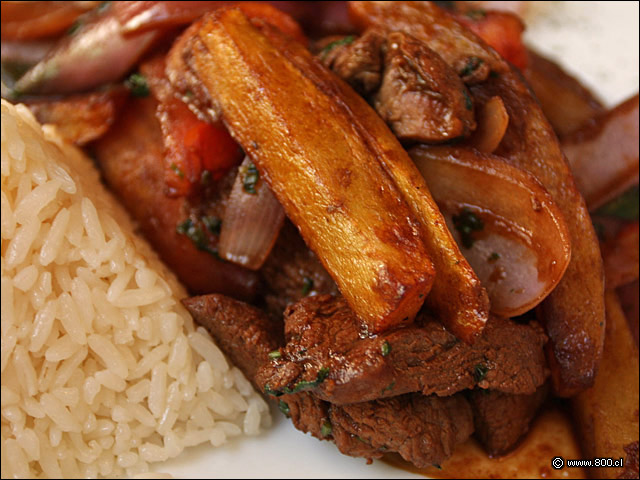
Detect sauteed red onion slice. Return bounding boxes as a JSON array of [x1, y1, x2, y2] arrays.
[[218, 156, 286, 270], [13, 6, 159, 95], [410, 146, 571, 317], [562, 94, 639, 210]]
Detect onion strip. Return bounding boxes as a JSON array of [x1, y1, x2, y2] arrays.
[[218, 156, 285, 270]]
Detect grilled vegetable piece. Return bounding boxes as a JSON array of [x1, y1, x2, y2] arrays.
[[92, 96, 260, 300], [1, 1, 98, 41], [572, 290, 640, 480], [13, 4, 159, 95], [351, 0, 605, 397], [410, 146, 571, 317], [562, 94, 639, 210], [184, 8, 436, 333]]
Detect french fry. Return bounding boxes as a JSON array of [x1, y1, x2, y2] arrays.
[[256, 13, 489, 343], [185, 8, 437, 333], [572, 290, 639, 479]]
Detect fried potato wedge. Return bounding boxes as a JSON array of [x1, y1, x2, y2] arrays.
[[474, 73, 606, 397], [255, 11, 489, 342], [185, 8, 436, 333], [410, 146, 571, 317], [572, 290, 639, 479]]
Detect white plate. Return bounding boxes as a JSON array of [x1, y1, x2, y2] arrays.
[[159, 2, 638, 478]]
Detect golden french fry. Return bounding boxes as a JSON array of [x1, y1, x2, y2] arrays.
[[572, 290, 639, 479], [185, 8, 437, 333]]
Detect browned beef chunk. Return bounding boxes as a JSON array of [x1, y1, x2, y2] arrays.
[[256, 295, 548, 404], [182, 294, 283, 379], [260, 221, 339, 318], [320, 29, 476, 143], [184, 293, 474, 468], [320, 29, 385, 95], [329, 393, 473, 468], [374, 31, 476, 143], [468, 385, 548, 456]]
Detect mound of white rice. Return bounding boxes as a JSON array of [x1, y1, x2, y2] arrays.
[[0, 100, 270, 479]]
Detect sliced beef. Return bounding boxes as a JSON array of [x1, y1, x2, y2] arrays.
[[319, 29, 385, 95], [319, 28, 476, 143], [260, 221, 339, 318], [182, 294, 283, 379], [468, 384, 548, 456], [184, 293, 474, 468], [256, 295, 548, 404], [328, 393, 473, 468], [374, 31, 476, 143]]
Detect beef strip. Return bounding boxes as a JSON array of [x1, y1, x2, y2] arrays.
[[184, 293, 474, 468], [468, 384, 548, 456], [256, 295, 548, 404], [319, 28, 476, 143], [260, 221, 339, 319]]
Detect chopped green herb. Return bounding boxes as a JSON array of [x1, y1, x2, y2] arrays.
[[278, 400, 291, 417], [489, 70, 500, 79], [125, 72, 150, 98], [321, 35, 356, 57], [434, 1, 455, 10], [176, 218, 218, 256], [463, 89, 473, 111], [264, 384, 283, 397], [243, 162, 259, 194], [465, 9, 487, 20], [67, 20, 83, 36], [202, 216, 221, 235], [381, 341, 391, 357], [432, 464, 443, 470], [474, 363, 489, 383], [453, 207, 484, 248], [488, 252, 501, 263], [592, 221, 605, 241], [170, 163, 184, 178], [268, 350, 282, 360], [282, 367, 330, 395], [382, 381, 396, 394], [97, 1, 111, 13], [200, 169, 212, 185], [595, 185, 639, 221], [321, 420, 332, 437], [460, 57, 484, 77], [301, 276, 314, 296]]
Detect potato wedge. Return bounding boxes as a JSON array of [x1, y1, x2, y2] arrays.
[[254, 12, 490, 342], [185, 8, 436, 333], [572, 290, 639, 479], [350, 0, 605, 396], [410, 146, 571, 317], [474, 72, 606, 397]]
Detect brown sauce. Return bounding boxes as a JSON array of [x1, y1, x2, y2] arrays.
[[383, 404, 587, 479]]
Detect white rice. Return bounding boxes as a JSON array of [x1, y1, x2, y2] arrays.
[[0, 100, 271, 479]]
